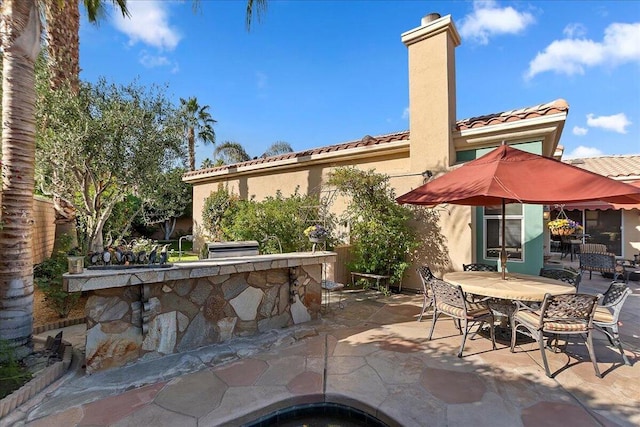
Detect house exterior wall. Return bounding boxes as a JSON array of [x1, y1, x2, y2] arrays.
[[185, 14, 567, 291], [622, 209, 640, 258]]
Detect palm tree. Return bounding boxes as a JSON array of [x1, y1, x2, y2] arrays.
[[214, 141, 251, 165], [0, 0, 266, 356], [180, 97, 217, 171], [43, 0, 129, 92], [0, 0, 42, 356], [261, 141, 293, 158]]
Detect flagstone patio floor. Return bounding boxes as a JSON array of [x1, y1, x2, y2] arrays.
[[4, 261, 639, 427]]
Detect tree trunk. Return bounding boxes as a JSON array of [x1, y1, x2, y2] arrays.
[[43, 0, 80, 92], [188, 127, 196, 170], [0, 0, 41, 356], [162, 218, 177, 240]]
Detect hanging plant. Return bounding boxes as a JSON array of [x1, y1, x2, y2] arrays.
[[548, 209, 583, 236]]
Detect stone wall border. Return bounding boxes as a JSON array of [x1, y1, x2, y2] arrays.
[[0, 337, 73, 419]]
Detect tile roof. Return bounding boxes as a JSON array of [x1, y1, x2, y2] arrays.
[[564, 155, 640, 179], [183, 99, 569, 180], [455, 99, 569, 131]]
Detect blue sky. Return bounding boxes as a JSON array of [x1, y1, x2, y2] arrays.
[[79, 0, 640, 167]]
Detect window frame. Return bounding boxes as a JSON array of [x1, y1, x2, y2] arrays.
[[483, 204, 525, 262]]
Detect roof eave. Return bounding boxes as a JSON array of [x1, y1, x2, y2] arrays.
[[183, 140, 410, 184], [452, 112, 567, 157]]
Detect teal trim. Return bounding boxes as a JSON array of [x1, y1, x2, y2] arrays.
[[470, 142, 545, 275]]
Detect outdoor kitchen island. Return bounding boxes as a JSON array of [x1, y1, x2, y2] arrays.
[[63, 251, 336, 373]]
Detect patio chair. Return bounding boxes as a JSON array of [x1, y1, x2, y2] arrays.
[[510, 293, 601, 378], [427, 278, 496, 357], [593, 281, 633, 365], [579, 251, 617, 280], [462, 263, 497, 272], [539, 268, 582, 292], [417, 266, 437, 322]]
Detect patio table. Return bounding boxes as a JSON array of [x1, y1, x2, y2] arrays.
[[443, 271, 576, 302], [443, 271, 577, 341]]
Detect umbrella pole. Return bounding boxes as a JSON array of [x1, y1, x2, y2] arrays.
[[500, 199, 507, 279]]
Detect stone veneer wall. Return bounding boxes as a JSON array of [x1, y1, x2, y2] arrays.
[[84, 264, 321, 373]]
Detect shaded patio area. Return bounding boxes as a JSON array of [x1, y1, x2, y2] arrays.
[[7, 263, 639, 427]]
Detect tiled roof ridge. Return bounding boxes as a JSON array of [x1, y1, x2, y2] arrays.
[[456, 98, 568, 131], [184, 99, 568, 178], [567, 154, 640, 161], [184, 130, 410, 177]]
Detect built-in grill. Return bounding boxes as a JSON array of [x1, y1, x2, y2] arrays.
[[207, 241, 260, 259]]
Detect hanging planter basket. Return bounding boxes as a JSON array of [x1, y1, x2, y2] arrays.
[[548, 207, 583, 236]]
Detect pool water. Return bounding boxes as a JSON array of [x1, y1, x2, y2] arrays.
[[244, 402, 389, 427]]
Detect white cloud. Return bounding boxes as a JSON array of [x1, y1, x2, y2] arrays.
[[563, 23, 587, 38], [139, 52, 170, 68], [112, 1, 181, 51], [586, 113, 631, 134], [402, 107, 409, 120], [564, 146, 604, 159], [459, 0, 535, 45], [526, 22, 640, 79], [572, 126, 588, 136]]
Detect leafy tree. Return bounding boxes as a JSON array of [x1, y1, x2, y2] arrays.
[[202, 187, 328, 254], [35, 78, 185, 252], [214, 141, 251, 165], [328, 167, 419, 286], [200, 158, 217, 169], [261, 141, 293, 158], [212, 140, 294, 165], [180, 97, 216, 171], [142, 167, 193, 240]]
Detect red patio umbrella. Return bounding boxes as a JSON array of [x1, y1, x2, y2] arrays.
[[396, 144, 640, 278]]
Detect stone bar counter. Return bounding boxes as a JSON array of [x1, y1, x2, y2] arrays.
[[63, 251, 336, 373]]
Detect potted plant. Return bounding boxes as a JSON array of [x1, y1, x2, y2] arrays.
[[67, 247, 85, 274], [304, 224, 329, 243], [548, 218, 583, 236]]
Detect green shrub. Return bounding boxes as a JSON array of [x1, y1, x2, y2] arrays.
[[202, 186, 335, 254], [328, 167, 419, 286], [0, 339, 32, 399], [34, 236, 81, 318]]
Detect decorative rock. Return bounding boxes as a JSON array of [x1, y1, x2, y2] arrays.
[[87, 296, 129, 322], [142, 311, 177, 354], [204, 293, 226, 322], [222, 275, 249, 300], [259, 286, 279, 318], [217, 317, 238, 341], [177, 311, 189, 332], [209, 274, 230, 285], [278, 284, 290, 314], [162, 285, 172, 293], [247, 271, 268, 288], [159, 294, 199, 319], [230, 287, 264, 321], [85, 323, 141, 374], [177, 312, 218, 352], [267, 269, 288, 285], [257, 312, 291, 332], [190, 280, 213, 305], [175, 281, 192, 297], [291, 294, 311, 324]]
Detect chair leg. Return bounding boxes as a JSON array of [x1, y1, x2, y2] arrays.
[[428, 311, 439, 340], [418, 296, 428, 322], [510, 319, 518, 353], [539, 333, 553, 378], [458, 319, 469, 358], [585, 331, 602, 378], [609, 326, 631, 366], [489, 315, 496, 350]]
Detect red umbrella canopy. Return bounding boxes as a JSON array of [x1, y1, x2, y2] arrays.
[[396, 145, 640, 206]]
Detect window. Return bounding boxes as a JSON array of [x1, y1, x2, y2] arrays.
[[484, 204, 523, 260]]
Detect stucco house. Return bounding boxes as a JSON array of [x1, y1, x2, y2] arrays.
[[558, 155, 640, 257], [183, 13, 571, 291]]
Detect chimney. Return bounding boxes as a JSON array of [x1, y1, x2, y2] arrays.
[[402, 13, 460, 172]]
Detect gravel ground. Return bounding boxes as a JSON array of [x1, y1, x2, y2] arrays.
[[33, 288, 87, 327]]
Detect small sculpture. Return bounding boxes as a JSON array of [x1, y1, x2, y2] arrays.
[[148, 244, 159, 265], [158, 244, 170, 265]]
